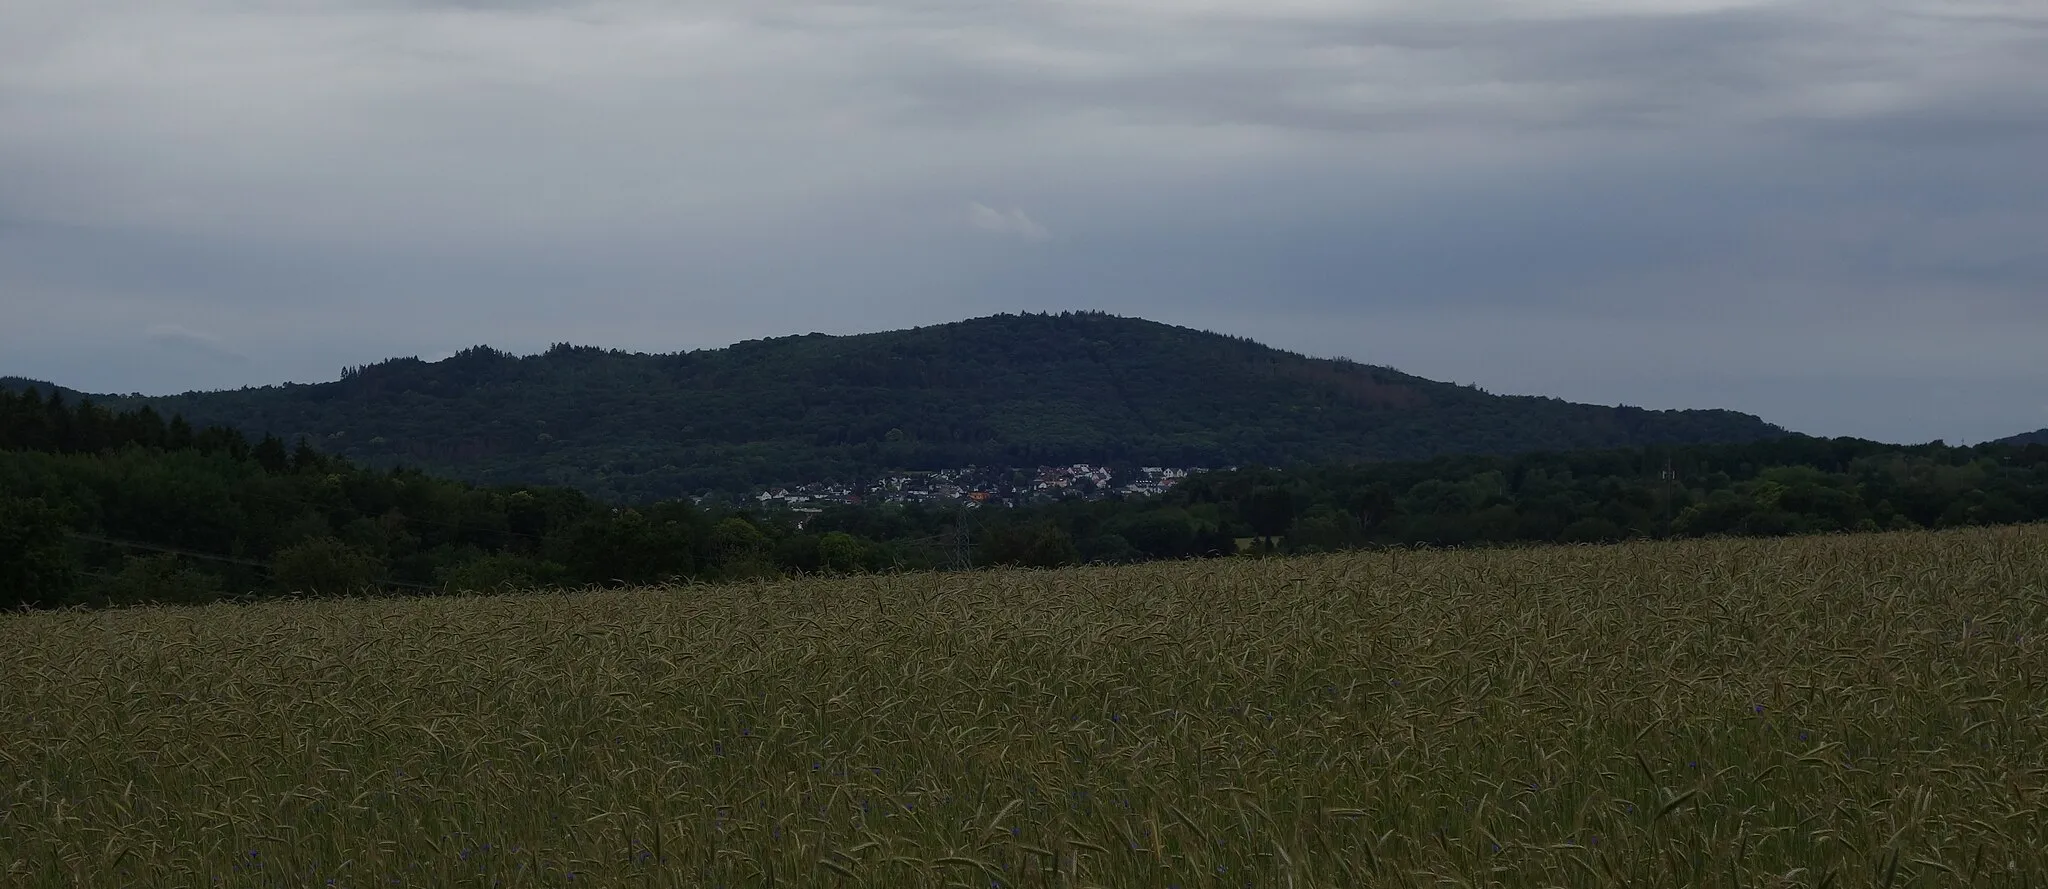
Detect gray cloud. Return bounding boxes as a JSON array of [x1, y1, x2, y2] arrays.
[[1, 0, 2044, 442], [144, 324, 250, 364], [967, 202, 1050, 240]]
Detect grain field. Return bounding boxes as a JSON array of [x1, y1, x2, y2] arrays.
[[4, 527, 2047, 887]]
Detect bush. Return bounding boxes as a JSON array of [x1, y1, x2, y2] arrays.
[[0, 496, 76, 609], [1560, 517, 1625, 544], [437, 553, 570, 594], [710, 518, 769, 567], [101, 555, 225, 606], [271, 537, 383, 596], [982, 521, 1079, 568], [817, 531, 869, 574]]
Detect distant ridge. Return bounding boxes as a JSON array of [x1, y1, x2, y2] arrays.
[[1997, 428, 2048, 447], [0, 377, 87, 402], [40, 312, 1788, 500]]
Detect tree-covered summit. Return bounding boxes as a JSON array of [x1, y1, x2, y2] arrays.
[[1998, 428, 2048, 447], [59, 312, 1784, 500]]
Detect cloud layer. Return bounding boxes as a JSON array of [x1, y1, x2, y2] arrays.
[[968, 203, 1050, 241], [2, 0, 2044, 442], [144, 323, 249, 365]]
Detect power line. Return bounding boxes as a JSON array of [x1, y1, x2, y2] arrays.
[[67, 532, 271, 569], [66, 532, 441, 592]]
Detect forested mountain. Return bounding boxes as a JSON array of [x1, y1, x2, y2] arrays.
[[34, 312, 1787, 500], [1998, 428, 2048, 447], [0, 377, 85, 401], [5, 383, 2046, 610]]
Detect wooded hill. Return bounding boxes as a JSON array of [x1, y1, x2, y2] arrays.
[[22, 312, 1786, 500], [1999, 428, 2048, 447], [4, 383, 2045, 610]]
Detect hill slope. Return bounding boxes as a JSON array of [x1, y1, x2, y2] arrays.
[[72, 312, 1784, 499], [0, 377, 87, 402], [1997, 428, 2048, 447]]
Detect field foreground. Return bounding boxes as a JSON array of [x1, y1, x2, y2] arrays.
[[5, 528, 2048, 887]]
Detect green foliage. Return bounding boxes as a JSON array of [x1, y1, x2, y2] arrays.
[[0, 385, 834, 605], [553, 509, 699, 587], [7, 379, 2048, 610], [1289, 503, 1363, 551], [1071, 532, 1136, 563], [1104, 508, 1197, 559], [981, 521, 1079, 568], [1170, 436, 2048, 553], [85, 312, 1786, 499], [271, 537, 383, 596], [0, 496, 75, 609], [436, 553, 570, 594], [100, 555, 224, 607], [1559, 516, 1625, 543], [708, 517, 768, 566], [815, 531, 868, 575]]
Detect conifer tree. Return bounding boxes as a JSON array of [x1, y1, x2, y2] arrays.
[[291, 437, 325, 474], [253, 434, 291, 473]]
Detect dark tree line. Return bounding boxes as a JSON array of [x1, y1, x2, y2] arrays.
[[0, 387, 916, 609], [6, 384, 2047, 610], [1159, 436, 2048, 553], [893, 436, 2048, 567]]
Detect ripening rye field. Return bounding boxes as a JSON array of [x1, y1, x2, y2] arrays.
[[4, 529, 2047, 888]]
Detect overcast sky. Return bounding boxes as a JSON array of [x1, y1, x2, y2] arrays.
[[4, 0, 2045, 443]]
